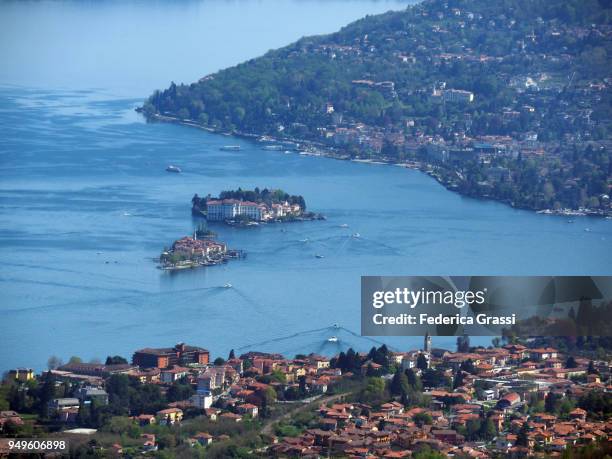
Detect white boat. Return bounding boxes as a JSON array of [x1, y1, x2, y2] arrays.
[[223, 283, 233, 288], [299, 238, 309, 243], [220, 145, 241, 151], [327, 336, 339, 343], [339, 223, 349, 228], [166, 165, 182, 173], [584, 228, 592, 232], [351, 232, 361, 238]]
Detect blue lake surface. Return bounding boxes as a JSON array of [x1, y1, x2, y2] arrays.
[[1, 0, 611, 372]]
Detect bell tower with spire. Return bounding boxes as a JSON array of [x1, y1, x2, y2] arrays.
[[424, 332, 432, 354]]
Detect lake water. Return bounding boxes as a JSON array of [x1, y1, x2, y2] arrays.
[[1, 0, 611, 372]]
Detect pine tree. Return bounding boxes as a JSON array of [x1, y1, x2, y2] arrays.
[[453, 370, 464, 389], [390, 368, 410, 396], [545, 391, 558, 413], [346, 348, 358, 372], [516, 422, 529, 446], [366, 364, 377, 377], [37, 372, 57, 418], [417, 353, 428, 370]]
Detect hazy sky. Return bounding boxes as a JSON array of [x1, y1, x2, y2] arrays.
[[0, 0, 414, 96]]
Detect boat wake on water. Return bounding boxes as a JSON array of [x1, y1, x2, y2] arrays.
[[235, 325, 394, 356]]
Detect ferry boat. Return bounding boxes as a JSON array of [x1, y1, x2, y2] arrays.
[[220, 145, 241, 151], [166, 165, 182, 173]]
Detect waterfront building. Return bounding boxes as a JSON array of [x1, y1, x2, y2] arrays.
[[205, 198, 299, 222], [132, 343, 209, 369], [206, 199, 265, 221]]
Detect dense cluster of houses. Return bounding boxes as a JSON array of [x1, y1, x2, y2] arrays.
[[276, 1, 612, 215], [2, 344, 340, 434], [270, 342, 611, 457], [169, 237, 227, 260], [3, 340, 611, 456], [269, 399, 607, 457]]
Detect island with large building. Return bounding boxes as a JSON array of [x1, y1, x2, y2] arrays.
[[191, 188, 323, 225]]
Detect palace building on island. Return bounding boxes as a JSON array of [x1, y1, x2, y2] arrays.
[[205, 198, 301, 222]]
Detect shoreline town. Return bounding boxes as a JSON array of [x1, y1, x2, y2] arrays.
[[2, 335, 611, 457], [148, 113, 612, 219]]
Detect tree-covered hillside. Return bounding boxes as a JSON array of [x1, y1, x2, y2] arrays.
[[143, 0, 611, 213], [145, 0, 609, 138]]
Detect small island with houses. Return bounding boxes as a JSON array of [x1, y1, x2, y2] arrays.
[[191, 187, 324, 226], [159, 224, 244, 271]]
